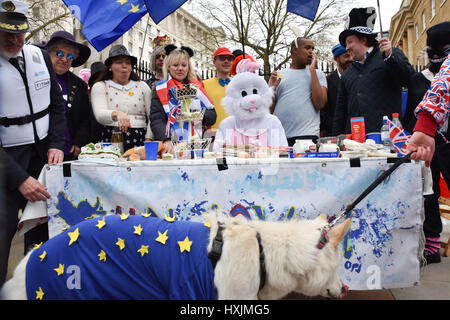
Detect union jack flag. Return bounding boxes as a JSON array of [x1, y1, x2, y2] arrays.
[[387, 119, 411, 156], [165, 102, 182, 137], [415, 55, 450, 129]]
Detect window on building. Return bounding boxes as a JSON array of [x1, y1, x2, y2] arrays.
[[139, 47, 143, 59], [128, 41, 133, 54], [139, 32, 143, 43], [422, 10, 426, 31], [431, 0, 436, 17], [415, 24, 419, 41]]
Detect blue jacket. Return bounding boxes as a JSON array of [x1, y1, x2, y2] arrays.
[[26, 215, 216, 300]]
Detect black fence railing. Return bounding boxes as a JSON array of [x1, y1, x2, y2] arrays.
[[134, 59, 337, 82]]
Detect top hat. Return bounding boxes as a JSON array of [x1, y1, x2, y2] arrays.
[[339, 7, 377, 47], [104, 45, 137, 67], [0, 0, 29, 33], [43, 30, 91, 68]]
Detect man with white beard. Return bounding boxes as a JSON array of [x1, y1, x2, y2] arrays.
[[0, 0, 65, 286]]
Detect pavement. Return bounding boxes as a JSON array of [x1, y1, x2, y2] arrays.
[[5, 213, 450, 300]]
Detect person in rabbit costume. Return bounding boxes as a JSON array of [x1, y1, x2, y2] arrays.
[[213, 59, 288, 151]]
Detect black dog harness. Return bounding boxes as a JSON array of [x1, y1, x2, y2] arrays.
[[208, 222, 266, 291]]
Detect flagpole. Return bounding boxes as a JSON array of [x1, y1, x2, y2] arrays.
[[376, 0, 383, 38], [139, 15, 151, 65], [238, 0, 245, 56]]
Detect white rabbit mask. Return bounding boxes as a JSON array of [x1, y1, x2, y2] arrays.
[[221, 59, 274, 121]]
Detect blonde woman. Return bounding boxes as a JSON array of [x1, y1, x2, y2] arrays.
[[150, 45, 216, 153]]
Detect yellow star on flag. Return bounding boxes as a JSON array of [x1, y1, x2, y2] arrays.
[[115, 238, 125, 250], [133, 224, 143, 236], [39, 251, 47, 262], [164, 212, 175, 222], [96, 217, 106, 229], [116, 0, 127, 4], [120, 213, 130, 221], [141, 213, 151, 218], [54, 264, 64, 276], [137, 245, 149, 257], [33, 242, 43, 250], [155, 230, 168, 245], [98, 250, 107, 262], [203, 221, 211, 228], [35, 287, 44, 300], [68, 228, 80, 246], [178, 236, 193, 253], [129, 3, 140, 13]]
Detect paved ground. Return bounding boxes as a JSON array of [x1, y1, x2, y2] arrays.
[[5, 217, 450, 300]]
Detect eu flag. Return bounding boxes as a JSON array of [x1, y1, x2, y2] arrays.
[[62, 0, 147, 51], [62, 0, 187, 51], [143, 0, 188, 24], [287, 0, 321, 21]]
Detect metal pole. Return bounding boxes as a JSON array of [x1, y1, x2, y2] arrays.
[[376, 0, 383, 38], [239, 0, 245, 56]]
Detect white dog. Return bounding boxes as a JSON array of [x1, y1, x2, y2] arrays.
[[213, 59, 288, 151], [2, 214, 349, 300]]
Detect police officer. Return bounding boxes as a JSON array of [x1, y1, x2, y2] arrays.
[[0, 0, 65, 285]]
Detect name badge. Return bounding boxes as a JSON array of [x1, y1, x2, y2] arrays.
[[35, 79, 50, 91]]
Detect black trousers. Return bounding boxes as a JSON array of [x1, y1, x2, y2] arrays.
[[0, 146, 47, 286], [423, 139, 450, 238]]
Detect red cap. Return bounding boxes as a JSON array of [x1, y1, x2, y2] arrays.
[[213, 47, 234, 58], [392, 113, 399, 117]]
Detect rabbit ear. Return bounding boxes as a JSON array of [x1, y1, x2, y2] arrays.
[[236, 59, 260, 74]]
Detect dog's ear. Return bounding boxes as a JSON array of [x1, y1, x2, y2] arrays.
[[328, 218, 351, 248]]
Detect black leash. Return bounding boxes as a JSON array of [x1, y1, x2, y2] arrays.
[[317, 153, 413, 249]]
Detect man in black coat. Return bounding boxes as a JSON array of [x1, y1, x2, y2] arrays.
[[332, 7, 415, 136], [42, 31, 92, 161], [320, 44, 352, 137], [0, 0, 65, 286]]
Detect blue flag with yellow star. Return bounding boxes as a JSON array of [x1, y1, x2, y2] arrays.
[[143, 0, 188, 24], [287, 0, 321, 21], [62, 0, 187, 51], [62, 0, 147, 51]]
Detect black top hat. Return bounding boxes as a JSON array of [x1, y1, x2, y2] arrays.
[[339, 7, 377, 47], [0, 0, 29, 33], [427, 21, 450, 49], [43, 30, 91, 68], [104, 45, 137, 67]]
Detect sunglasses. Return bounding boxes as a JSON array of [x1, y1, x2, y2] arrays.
[[155, 54, 165, 59], [55, 50, 75, 61], [216, 55, 234, 62]]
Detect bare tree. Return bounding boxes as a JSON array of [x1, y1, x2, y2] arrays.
[[25, 0, 73, 43], [194, 0, 353, 78]]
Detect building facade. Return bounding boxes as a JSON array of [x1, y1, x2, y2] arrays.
[[390, 0, 450, 70]]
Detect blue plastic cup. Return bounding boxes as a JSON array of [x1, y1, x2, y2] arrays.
[[144, 141, 159, 160]]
